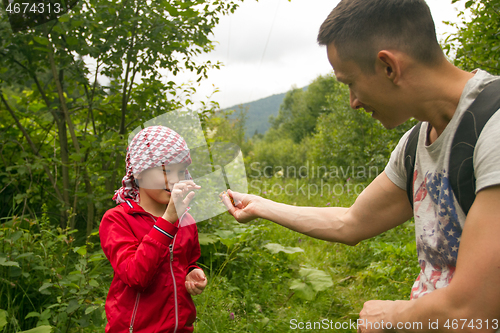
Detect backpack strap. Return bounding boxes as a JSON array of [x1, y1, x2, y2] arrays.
[[404, 122, 423, 210], [404, 78, 500, 215], [449, 78, 500, 215]]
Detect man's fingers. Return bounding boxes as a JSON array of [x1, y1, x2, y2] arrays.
[[227, 189, 243, 206], [221, 193, 238, 215]]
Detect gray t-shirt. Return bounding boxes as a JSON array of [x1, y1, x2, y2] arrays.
[[385, 69, 500, 299]]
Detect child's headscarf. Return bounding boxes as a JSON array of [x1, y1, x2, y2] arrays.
[[113, 126, 192, 204]]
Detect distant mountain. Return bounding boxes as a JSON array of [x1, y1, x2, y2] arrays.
[[225, 86, 308, 138]]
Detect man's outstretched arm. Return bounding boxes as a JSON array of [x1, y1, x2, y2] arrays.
[[223, 171, 413, 245]]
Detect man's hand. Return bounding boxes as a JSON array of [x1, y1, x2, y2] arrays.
[[221, 189, 261, 224], [358, 300, 401, 333], [163, 180, 201, 223], [185, 268, 207, 296]]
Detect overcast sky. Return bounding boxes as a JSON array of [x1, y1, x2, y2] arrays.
[[171, 0, 466, 109]]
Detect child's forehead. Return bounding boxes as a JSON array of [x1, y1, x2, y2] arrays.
[[161, 162, 189, 169]]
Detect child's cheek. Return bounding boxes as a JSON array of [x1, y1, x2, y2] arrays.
[[146, 173, 167, 188]]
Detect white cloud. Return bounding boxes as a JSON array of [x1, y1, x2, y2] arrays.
[[171, 0, 466, 109]]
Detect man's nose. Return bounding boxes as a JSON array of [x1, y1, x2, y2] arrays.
[[349, 90, 363, 109]]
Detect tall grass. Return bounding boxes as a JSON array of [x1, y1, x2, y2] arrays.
[[193, 177, 418, 332]]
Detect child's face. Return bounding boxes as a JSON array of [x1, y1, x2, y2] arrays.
[[135, 163, 189, 204]]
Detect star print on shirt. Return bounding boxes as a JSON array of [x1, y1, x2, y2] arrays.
[[412, 170, 463, 300]]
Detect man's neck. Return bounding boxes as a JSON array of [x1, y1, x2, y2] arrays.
[[411, 63, 475, 144]]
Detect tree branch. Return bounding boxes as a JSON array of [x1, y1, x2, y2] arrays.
[[45, 27, 81, 155], [0, 92, 63, 202]]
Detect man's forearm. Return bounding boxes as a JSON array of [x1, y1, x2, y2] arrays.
[[228, 172, 412, 245], [390, 290, 497, 333], [256, 196, 354, 244]]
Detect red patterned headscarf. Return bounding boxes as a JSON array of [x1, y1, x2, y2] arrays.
[[113, 126, 192, 204]]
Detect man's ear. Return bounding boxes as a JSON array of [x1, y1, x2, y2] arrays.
[[376, 50, 401, 85]]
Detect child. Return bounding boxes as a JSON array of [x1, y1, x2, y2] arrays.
[[100, 126, 207, 333]]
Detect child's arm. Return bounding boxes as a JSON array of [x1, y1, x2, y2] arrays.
[[100, 210, 177, 291], [187, 227, 201, 273]]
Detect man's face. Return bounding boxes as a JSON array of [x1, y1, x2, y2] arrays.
[[326, 43, 404, 129]]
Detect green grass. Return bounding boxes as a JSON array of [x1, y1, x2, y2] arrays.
[[0, 177, 418, 332], [194, 177, 419, 332]]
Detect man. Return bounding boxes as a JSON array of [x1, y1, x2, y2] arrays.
[[222, 0, 500, 332]]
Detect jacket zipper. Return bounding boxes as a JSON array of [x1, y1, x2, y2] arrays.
[[170, 236, 179, 333], [129, 292, 141, 333], [146, 212, 180, 332]]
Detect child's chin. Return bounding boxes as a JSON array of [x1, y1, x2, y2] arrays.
[[162, 191, 171, 202]]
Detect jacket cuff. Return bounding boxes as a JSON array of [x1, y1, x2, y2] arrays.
[[187, 265, 201, 273], [149, 217, 179, 245]]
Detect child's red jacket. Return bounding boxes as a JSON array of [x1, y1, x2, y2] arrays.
[[99, 200, 201, 333]]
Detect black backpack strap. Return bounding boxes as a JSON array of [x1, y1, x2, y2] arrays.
[[449, 78, 500, 215], [404, 122, 423, 209]]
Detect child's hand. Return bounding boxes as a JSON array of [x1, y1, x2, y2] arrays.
[[163, 180, 201, 223], [185, 268, 207, 296]]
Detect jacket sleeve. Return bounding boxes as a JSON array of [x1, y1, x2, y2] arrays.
[[187, 224, 201, 273], [100, 210, 178, 291]]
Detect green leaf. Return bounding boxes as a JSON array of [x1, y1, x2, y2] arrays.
[[89, 279, 99, 287], [33, 36, 49, 46], [70, 20, 84, 28], [0, 309, 7, 329], [85, 305, 98, 315], [58, 14, 69, 22], [264, 243, 304, 254], [214, 230, 234, 239], [299, 268, 334, 292], [73, 246, 87, 256], [39, 282, 53, 292], [289, 280, 315, 301], [25, 312, 40, 319], [69, 153, 84, 162], [198, 233, 219, 245], [18, 326, 53, 333], [15, 252, 34, 260], [0, 257, 20, 267], [40, 309, 51, 320], [66, 36, 79, 46], [66, 299, 80, 313], [91, 308, 103, 326]]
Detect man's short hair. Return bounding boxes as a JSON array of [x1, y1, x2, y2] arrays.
[[318, 0, 444, 72]]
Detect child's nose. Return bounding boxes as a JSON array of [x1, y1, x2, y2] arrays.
[[167, 175, 180, 187]]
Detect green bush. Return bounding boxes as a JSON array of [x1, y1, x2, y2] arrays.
[[0, 205, 111, 333]]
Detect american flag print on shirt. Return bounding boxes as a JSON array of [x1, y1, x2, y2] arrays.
[[410, 169, 462, 300]]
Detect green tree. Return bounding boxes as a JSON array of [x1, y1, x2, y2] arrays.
[[249, 73, 416, 179], [445, 0, 500, 75], [308, 85, 416, 175], [0, 0, 242, 234], [270, 74, 341, 143]]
